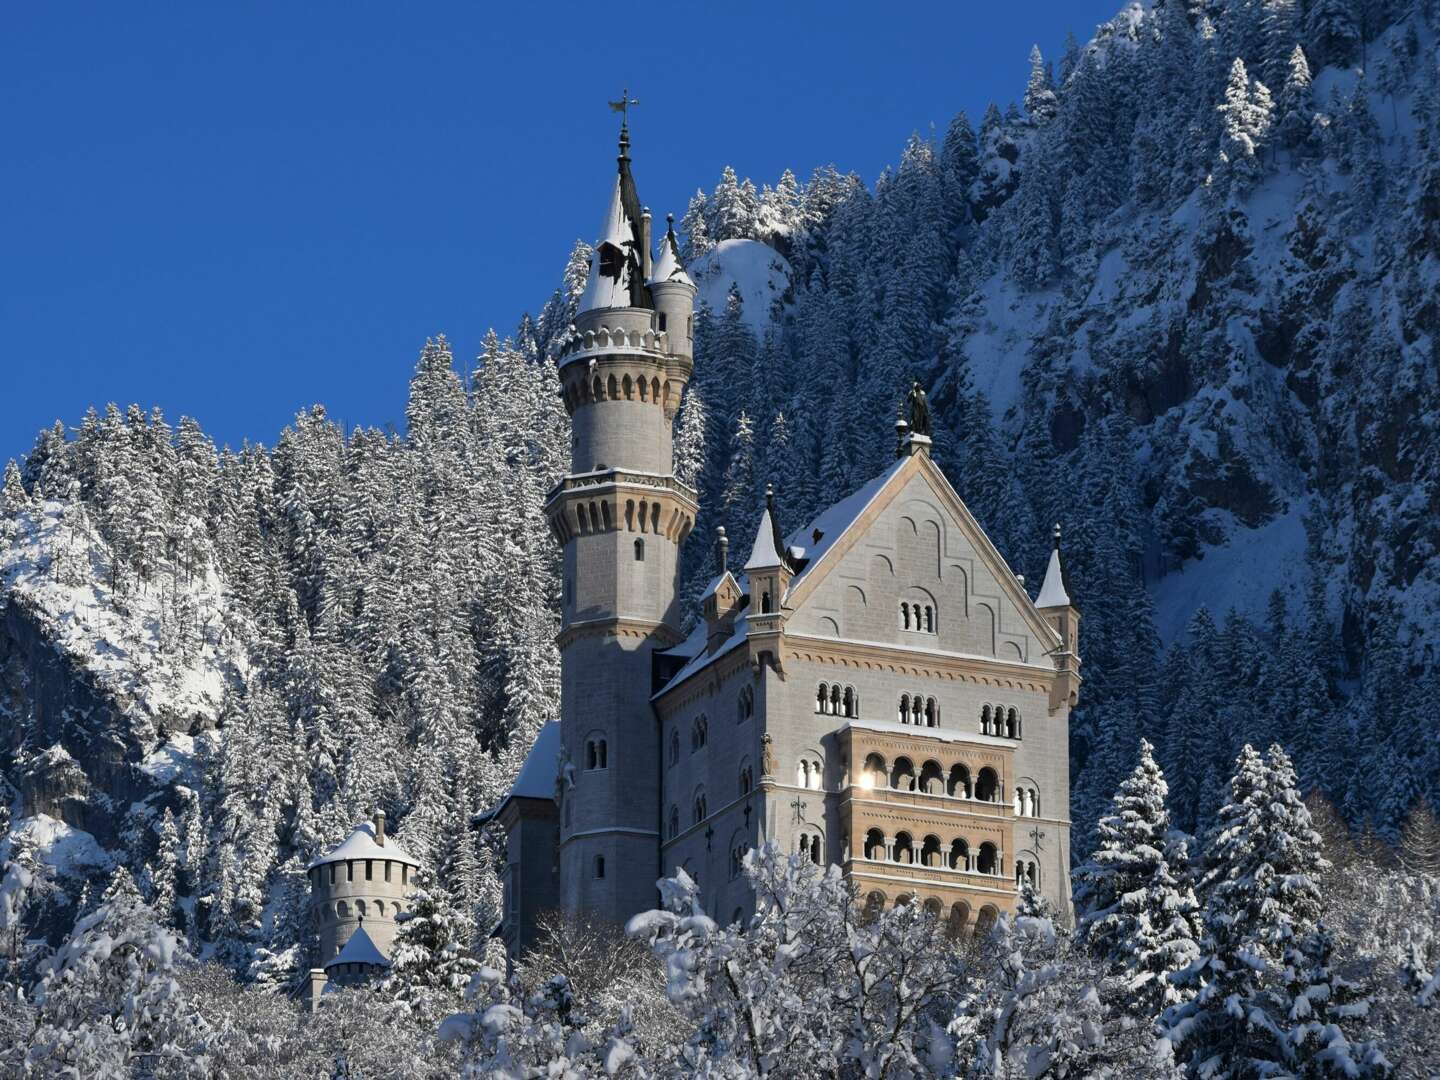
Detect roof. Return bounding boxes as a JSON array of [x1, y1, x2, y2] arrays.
[[1035, 547, 1071, 608], [781, 458, 908, 590], [701, 570, 738, 601], [579, 177, 636, 312], [652, 603, 752, 699], [649, 220, 694, 288], [309, 822, 420, 870], [325, 924, 390, 970], [743, 508, 784, 571], [508, 721, 561, 801]]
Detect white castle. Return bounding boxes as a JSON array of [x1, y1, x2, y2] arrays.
[[493, 125, 1082, 954]]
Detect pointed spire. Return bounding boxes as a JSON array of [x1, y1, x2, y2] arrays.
[[1036, 522, 1072, 608], [744, 487, 784, 571], [650, 212, 694, 287], [716, 525, 729, 574]]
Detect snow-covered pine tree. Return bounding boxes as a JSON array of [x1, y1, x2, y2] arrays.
[[381, 866, 482, 1027], [1074, 738, 1201, 1015]]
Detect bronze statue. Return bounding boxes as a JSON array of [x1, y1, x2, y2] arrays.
[[907, 381, 931, 437]]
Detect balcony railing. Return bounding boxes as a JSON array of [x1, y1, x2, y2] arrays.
[[845, 782, 1013, 819], [842, 855, 1015, 891]]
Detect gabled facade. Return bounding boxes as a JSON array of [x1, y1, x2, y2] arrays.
[[498, 131, 1080, 953]]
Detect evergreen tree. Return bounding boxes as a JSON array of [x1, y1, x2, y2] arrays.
[[1074, 739, 1201, 1015], [1024, 45, 1059, 123], [381, 866, 482, 1026]]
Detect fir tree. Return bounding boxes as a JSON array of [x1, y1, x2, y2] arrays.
[[381, 866, 482, 1026]]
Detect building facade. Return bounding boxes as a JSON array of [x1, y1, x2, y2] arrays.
[[497, 130, 1081, 955]]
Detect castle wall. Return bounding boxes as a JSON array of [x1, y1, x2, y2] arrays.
[[309, 858, 414, 965]]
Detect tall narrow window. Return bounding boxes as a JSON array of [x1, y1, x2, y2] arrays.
[[635, 538, 645, 561], [595, 856, 606, 879]]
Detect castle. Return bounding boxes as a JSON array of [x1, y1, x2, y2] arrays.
[[493, 126, 1082, 954]]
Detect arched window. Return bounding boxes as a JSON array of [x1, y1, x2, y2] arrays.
[[864, 828, 886, 860], [924, 605, 934, 632], [910, 695, 923, 726], [738, 686, 754, 723], [977, 842, 999, 875], [948, 763, 972, 799], [692, 716, 708, 751], [669, 730, 680, 766], [634, 538, 645, 561], [830, 684, 842, 715], [668, 806, 679, 838], [739, 763, 753, 795], [891, 757, 916, 792], [893, 832, 915, 864], [949, 838, 970, 871], [693, 790, 707, 824], [924, 698, 938, 727], [921, 835, 943, 867], [863, 891, 885, 923], [980, 704, 992, 735], [809, 833, 821, 865], [919, 760, 944, 795], [816, 683, 829, 714], [975, 767, 1000, 803], [842, 685, 856, 718], [900, 602, 911, 630], [863, 753, 887, 790], [898, 693, 910, 724], [595, 855, 606, 879], [585, 738, 608, 770], [761, 590, 772, 614]]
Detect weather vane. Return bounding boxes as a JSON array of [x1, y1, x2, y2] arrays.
[[608, 87, 639, 127]]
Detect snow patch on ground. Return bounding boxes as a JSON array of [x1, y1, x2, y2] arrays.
[[141, 733, 204, 787], [10, 814, 114, 877], [964, 275, 1052, 423], [689, 239, 792, 329], [1152, 503, 1310, 645]]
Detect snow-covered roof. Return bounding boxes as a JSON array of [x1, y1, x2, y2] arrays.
[[325, 924, 390, 970], [743, 508, 784, 571], [507, 721, 561, 801], [653, 603, 752, 699], [309, 821, 420, 870], [1035, 548, 1071, 609], [701, 570, 737, 602], [649, 221, 693, 288], [782, 458, 907, 590], [579, 176, 638, 313]]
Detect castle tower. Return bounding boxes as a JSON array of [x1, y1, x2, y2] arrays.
[[305, 811, 420, 1006], [1036, 524, 1082, 714], [543, 123, 697, 925]]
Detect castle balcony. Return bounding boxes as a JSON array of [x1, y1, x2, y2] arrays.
[[834, 721, 1019, 932], [544, 469, 698, 546]]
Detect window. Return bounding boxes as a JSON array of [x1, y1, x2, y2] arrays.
[[669, 730, 680, 766], [737, 686, 754, 723], [634, 538, 645, 561], [586, 738, 608, 770], [693, 792, 708, 824], [899, 599, 936, 633], [817, 683, 857, 718], [692, 716, 708, 752], [595, 855, 606, 879], [981, 705, 1021, 739], [658, 312, 668, 331], [598, 244, 622, 278], [739, 764, 753, 795], [669, 806, 680, 839], [365, 860, 373, 881]]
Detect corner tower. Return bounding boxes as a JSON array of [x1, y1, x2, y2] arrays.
[[543, 124, 697, 926]]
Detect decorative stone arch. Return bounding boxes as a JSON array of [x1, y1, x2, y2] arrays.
[[974, 602, 997, 655], [1014, 777, 1040, 817], [947, 901, 972, 940], [920, 834, 944, 867], [977, 841, 1000, 876], [870, 553, 894, 578], [974, 904, 1000, 937], [862, 752, 887, 789], [1015, 849, 1041, 890], [862, 890, 886, 923], [864, 827, 886, 860], [892, 831, 916, 865], [1001, 640, 1024, 662], [923, 896, 944, 920], [607, 373, 619, 399], [918, 759, 945, 795], [900, 585, 938, 634], [891, 756, 917, 792], [947, 762, 972, 798], [975, 766, 1001, 803], [948, 837, 971, 871], [818, 615, 840, 635]]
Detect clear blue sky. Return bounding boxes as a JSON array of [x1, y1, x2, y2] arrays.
[[2, 1, 1119, 464]]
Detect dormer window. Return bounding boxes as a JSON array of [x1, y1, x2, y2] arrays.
[[598, 243, 623, 279]]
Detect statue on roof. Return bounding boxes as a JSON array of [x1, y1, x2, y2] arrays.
[[906, 381, 932, 437]]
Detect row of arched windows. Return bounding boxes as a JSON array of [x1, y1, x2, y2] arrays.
[[981, 704, 1021, 739], [900, 601, 936, 633], [897, 693, 939, 727], [861, 892, 1000, 940], [586, 738, 608, 770], [322, 897, 406, 923], [860, 753, 1002, 802], [815, 682, 859, 718], [862, 829, 1004, 875], [563, 371, 672, 413], [623, 498, 663, 534]]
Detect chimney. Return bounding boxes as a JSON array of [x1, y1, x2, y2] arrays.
[[374, 810, 386, 846], [641, 208, 653, 280]]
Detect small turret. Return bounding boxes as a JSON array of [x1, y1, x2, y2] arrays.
[[649, 213, 696, 362], [745, 486, 794, 630], [1037, 524, 1081, 713], [702, 526, 741, 653]]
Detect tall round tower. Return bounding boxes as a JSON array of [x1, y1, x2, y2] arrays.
[[543, 124, 697, 925], [306, 811, 420, 970]]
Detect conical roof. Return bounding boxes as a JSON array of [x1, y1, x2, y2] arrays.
[[743, 507, 783, 571], [1035, 532, 1072, 609], [649, 215, 693, 287], [325, 923, 390, 969], [308, 820, 420, 870]]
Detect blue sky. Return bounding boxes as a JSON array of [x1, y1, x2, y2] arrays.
[[1, 1, 1119, 464]]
